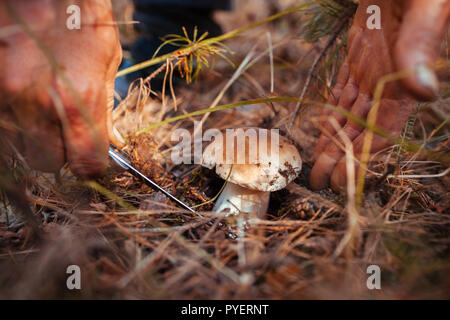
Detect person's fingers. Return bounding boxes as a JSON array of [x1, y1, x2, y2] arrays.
[[314, 77, 359, 159], [346, 25, 364, 69], [0, 0, 121, 177], [58, 0, 121, 178], [330, 153, 358, 193], [395, 0, 450, 100], [20, 121, 65, 173], [310, 94, 371, 190], [329, 61, 351, 105], [0, 106, 64, 172], [330, 135, 391, 192], [55, 76, 110, 179], [318, 61, 350, 127], [105, 38, 123, 148], [4, 82, 66, 172], [331, 157, 358, 194], [330, 96, 414, 191], [106, 79, 123, 147]]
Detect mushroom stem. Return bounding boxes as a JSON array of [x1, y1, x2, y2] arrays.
[[214, 182, 270, 218]]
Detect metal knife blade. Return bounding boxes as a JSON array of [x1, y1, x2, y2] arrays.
[[109, 144, 196, 213]]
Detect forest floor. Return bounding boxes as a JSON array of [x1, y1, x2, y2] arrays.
[[0, 0, 449, 299]]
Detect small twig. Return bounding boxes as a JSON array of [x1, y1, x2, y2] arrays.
[[386, 167, 450, 179], [160, 60, 170, 119], [329, 118, 360, 260], [266, 32, 274, 94], [169, 61, 178, 111]]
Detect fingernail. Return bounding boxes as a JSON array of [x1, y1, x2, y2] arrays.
[[416, 64, 439, 96]]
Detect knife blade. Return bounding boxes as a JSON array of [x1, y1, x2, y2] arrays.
[[108, 144, 196, 213]]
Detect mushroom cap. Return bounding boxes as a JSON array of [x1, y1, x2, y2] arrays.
[[202, 127, 302, 192]]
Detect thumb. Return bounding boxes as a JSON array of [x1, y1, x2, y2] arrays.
[[54, 78, 109, 179], [395, 0, 450, 100]]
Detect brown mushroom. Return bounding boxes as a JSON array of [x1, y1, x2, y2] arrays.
[[202, 127, 302, 217]]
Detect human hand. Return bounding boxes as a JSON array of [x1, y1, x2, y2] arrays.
[[0, 0, 122, 178], [310, 0, 450, 191]]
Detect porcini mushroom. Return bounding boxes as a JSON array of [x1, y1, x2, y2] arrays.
[[202, 127, 302, 217]]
